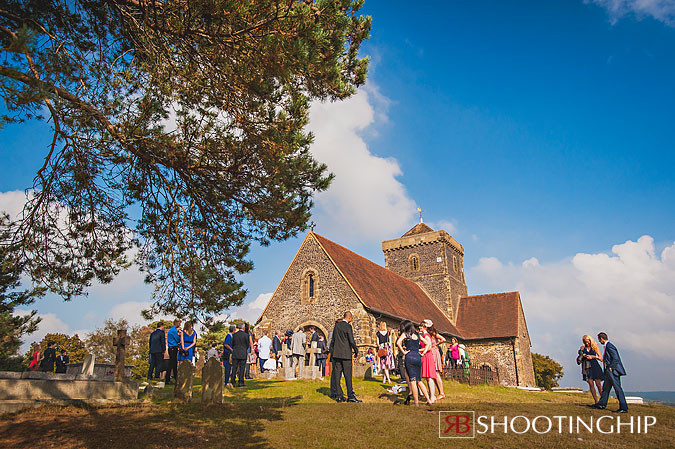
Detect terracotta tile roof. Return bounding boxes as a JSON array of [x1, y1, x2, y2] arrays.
[[456, 292, 521, 339], [402, 222, 434, 237], [312, 232, 461, 337]]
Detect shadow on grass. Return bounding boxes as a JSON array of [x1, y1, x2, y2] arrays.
[[0, 393, 302, 449]]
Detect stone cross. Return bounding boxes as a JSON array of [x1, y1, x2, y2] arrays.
[[174, 360, 195, 402], [112, 329, 131, 382], [303, 341, 322, 379], [201, 357, 224, 404]]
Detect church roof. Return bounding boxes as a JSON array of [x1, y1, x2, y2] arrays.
[[312, 232, 462, 337], [455, 292, 522, 339], [402, 222, 434, 237]]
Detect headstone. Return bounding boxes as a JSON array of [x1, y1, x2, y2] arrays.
[[282, 346, 295, 380], [201, 357, 224, 404], [81, 354, 95, 376], [174, 360, 195, 402], [195, 350, 205, 373], [112, 329, 131, 382], [303, 342, 321, 379]]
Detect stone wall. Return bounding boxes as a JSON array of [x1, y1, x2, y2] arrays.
[[463, 338, 517, 386], [442, 243, 468, 323], [257, 234, 370, 352], [383, 232, 467, 323], [515, 303, 536, 387]]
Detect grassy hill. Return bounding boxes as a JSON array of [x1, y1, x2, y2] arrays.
[[1, 377, 673, 448]]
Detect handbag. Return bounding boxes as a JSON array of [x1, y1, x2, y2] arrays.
[[377, 347, 387, 358], [179, 348, 189, 357]]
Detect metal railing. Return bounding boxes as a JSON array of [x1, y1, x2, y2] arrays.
[[442, 363, 499, 385]]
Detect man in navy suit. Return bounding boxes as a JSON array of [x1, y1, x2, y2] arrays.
[[148, 322, 166, 380], [591, 332, 628, 412]]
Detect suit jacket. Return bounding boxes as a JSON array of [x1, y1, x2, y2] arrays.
[[231, 330, 250, 360], [316, 340, 328, 360], [310, 331, 320, 343], [149, 328, 166, 354], [55, 355, 69, 373], [272, 335, 283, 354], [603, 341, 626, 376], [330, 320, 358, 360], [291, 331, 307, 355]]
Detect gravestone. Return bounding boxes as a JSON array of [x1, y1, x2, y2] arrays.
[[112, 329, 131, 382], [195, 350, 205, 373], [201, 357, 224, 404], [174, 360, 195, 402], [302, 341, 321, 379], [81, 354, 95, 376], [282, 346, 295, 380]]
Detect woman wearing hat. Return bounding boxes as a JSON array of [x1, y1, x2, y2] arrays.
[[419, 319, 438, 403]]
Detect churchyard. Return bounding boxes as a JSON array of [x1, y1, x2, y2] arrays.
[[1, 375, 674, 449]]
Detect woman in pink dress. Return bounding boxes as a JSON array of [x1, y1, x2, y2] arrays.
[[419, 319, 437, 403], [428, 324, 446, 401]]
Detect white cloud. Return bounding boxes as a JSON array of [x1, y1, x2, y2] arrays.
[[0, 190, 29, 219], [308, 86, 418, 242], [249, 292, 272, 310], [428, 219, 458, 235], [469, 235, 675, 389], [108, 301, 153, 326], [587, 0, 675, 26], [15, 310, 89, 351]]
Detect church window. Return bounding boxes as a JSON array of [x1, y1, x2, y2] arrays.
[[301, 269, 318, 304], [309, 273, 314, 298], [453, 255, 458, 273], [409, 254, 420, 272]]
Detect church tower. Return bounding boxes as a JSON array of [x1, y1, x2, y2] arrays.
[[382, 222, 468, 323]]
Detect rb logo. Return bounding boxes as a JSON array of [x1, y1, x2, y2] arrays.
[[439, 411, 475, 439]]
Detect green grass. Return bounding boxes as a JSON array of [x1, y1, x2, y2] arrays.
[[1, 376, 673, 448]]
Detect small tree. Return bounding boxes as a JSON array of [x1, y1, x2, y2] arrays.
[[196, 321, 229, 354], [84, 318, 151, 379], [38, 333, 86, 363], [0, 214, 44, 370], [532, 352, 564, 390]]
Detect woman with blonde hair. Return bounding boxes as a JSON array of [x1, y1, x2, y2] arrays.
[[375, 321, 395, 384], [577, 334, 603, 404]]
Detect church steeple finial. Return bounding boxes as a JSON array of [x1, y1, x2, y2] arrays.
[[417, 207, 423, 224]]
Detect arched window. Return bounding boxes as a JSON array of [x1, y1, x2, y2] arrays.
[[409, 254, 420, 272], [301, 269, 318, 304], [453, 255, 458, 273], [308, 273, 314, 298]]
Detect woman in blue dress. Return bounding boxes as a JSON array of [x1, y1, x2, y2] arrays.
[[396, 321, 433, 406], [577, 334, 603, 404], [178, 322, 197, 363]]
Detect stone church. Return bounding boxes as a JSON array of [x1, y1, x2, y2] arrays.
[[256, 222, 536, 387]]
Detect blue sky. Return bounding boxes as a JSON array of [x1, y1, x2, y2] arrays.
[[2, 0, 674, 390]]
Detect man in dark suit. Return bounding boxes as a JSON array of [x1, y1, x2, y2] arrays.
[[591, 332, 628, 412], [40, 341, 56, 372], [55, 350, 69, 373], [329, 311, 361, 402], [272, 330, 283, 368], [310, 326, 320, 344], [148, 322, 166, 379], [230, 322, 250, 387]]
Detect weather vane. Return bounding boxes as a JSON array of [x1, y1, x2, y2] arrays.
[[417, 207, 423, 224]]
